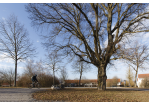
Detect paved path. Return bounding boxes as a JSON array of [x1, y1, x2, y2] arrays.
[[0, 88, 50, 102]]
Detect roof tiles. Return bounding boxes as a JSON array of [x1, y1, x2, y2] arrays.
[[138, 74, 149, 78]]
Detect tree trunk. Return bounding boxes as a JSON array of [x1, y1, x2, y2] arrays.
[[14, 34, 17, 87], [10, 78, 11, 87], [79, 63, 83, 87], [97, 67, 102, 90], [79, 72, 82, 87], [53, 70, 55, 85], [14, 59, 17, 87], [135, 70, 138, 87], [97, 64, 107, 90]]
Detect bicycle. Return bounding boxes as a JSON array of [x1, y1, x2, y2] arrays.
[[28, 82, 41, 89]]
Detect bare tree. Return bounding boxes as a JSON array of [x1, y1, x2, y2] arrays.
[[60, 66, 68, 84], [106, 76, 119, 87], [26, 3, 149, 90], [45, 52, 61, 85], [72, 58, 90, 86], [24, 59, 46, 75], [121, 41, 149, 87], [126, 66, 134, 87], [36, 59, 46, 74], [0, 68, 15, 87], [112, 76, 119, 87], [24, 60, 35, 76], [0, 15, 36, 86]]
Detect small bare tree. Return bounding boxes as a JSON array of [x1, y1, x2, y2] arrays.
[[0, 15, 36, 86], [60, 66, 68, 84], [72, 58, 90, 86], [36, 59, 46, 75], [24, 60, 35, 76], [45, 52, 61, 85], [112, 76, 119, 87], [126, 66, 134, 87]]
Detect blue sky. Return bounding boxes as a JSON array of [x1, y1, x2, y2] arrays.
[[1, 3, 149, 81]]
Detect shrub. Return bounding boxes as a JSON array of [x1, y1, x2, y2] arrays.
[[140, 77, 149, 88], [17, 73, 59, 87]]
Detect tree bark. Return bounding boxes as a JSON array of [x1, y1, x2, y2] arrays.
[[79, 71, 82, 87], [97, 64, 107, 90], [14, 59, 17, 87], [97, 67, 102, 90], [135, 70, 138, 87], [79, 63, 83, 87], [53, 70, 55, 85]]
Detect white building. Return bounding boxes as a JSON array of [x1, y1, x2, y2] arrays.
[[137, 74, 149, 88]]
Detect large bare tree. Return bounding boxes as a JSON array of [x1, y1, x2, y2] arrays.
[[0, 15, 36, 86], [26, 3, 149, 90]]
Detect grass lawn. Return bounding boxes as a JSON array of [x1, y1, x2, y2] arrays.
[[32, 88, 149, 102]]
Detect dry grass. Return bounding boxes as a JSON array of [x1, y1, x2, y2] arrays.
[[32, 88, 149, 102]]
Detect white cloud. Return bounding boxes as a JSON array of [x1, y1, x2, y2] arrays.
[[2, 17, 5, 21], [142, 33, 149, 41], [18, 66, 25, 70], [0, 53, 14, 64], [37, 40, 39, 43], [0, 64, 13, 69], [5, 58, 14, 63]]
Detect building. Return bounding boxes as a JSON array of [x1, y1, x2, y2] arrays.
[[65, 79, 97, 87], [65, 79, 121, 87], [0, 80, 17, 87], [137, 73, 149, 88], [0, 82, 14, 87]]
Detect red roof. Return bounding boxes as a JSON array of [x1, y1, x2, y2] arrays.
[[106, 79, 121, 82], [65, 79, 97, 84], [65, 80, 79, 84], [138, 74, 149, 78], [87, 79, 97, 83], [65, 79, 121, 84]]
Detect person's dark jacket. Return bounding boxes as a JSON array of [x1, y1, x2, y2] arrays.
[[31, 76, 38, 82]]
